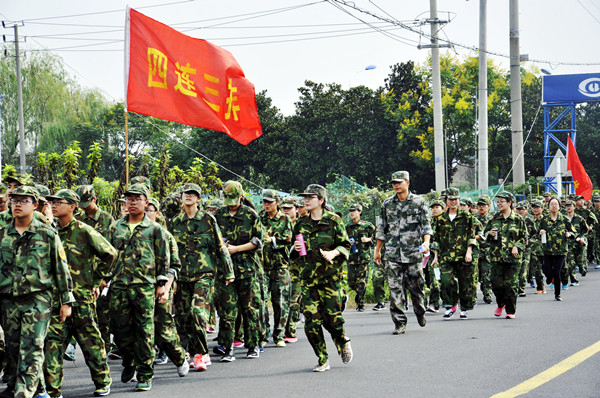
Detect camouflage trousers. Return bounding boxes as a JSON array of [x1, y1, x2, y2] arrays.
[[285, 269, 302, 339], [0, 290, 52, 398], [478, 256, 493, 301], [562, 244, 585, 285], [110, 285, 155, 383], [518, 250, 531, 294], [490, 260, 520, 315], [257, 272, 269, 344], [423, 257, 440, 309], [440, 259, 478, 310], [302, 280, 349, 366], [215, 275, 262, 349], [264, 267, 291, 343], [95, 291, 113, 353], [386, 260, 426, 327], [174, 278, 214, 356], [587, 234, 595, 263], [43, 302, 111, 397], [155, 290, 185, 367], [347, 260, 369, 308], [529, 254, 545, 291], [371, 261, 387, 304]]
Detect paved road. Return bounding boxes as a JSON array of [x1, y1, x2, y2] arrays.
[[60, 268, 600, 398]]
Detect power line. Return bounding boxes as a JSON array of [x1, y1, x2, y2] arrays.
[[577, 0, 600, 25]]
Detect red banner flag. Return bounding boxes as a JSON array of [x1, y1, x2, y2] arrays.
[[567, 136, 593, 200], [125, 8, 262, 145]]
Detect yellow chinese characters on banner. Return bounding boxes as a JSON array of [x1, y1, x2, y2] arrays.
[[225, 78, 240, 121], [147, 47, 167, 89]]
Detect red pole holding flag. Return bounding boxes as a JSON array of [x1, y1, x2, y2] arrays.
[[566, 135, 593, 200]]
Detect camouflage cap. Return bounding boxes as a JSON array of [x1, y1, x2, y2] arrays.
[[206, 198, 223, 208], [430, 199, 445, 208], [131, 176, 152, 191], [147, 197, 160, 211], [10, 185, 39, 202], [162, 192, 182, 214], [542, 192, 551, 197], [496, 191, 515, 202], [567, 194, 575, 200], [125, 183, 150, 198], [280, 196, 296, 209], [298, 184, 327, 200], [46, 189, 80, 204], [262, 189, 281, 202], [348, 203, 363, 212], [223, 181, 243, 205], [75, 185, 96, 208], [443, 187, 460, 200], [117, 195, 126, 203], [182, 182, 202, 196], [34, 184, 50, 201], [574, 195, 584, 201], [477, 195, 491, 205], [4, 174, 26, 186], [296, 198, 305, 207], [593, 194, 600, 202], [530, 199, 543, 208], [535, 196, 545, 201], [460, 197, 473, 206], [516, 200, 529, 209], [390, 170, 409, 183], [565, 200, 575, 206], [0, 184, 6, 198]]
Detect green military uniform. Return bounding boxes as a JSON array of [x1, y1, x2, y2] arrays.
[[591, 195, 600, 266], [425, 200, 443, 311], [574, 198, 597, 274], [0, 187, 75, 398], [515, 202, 531, 296], [474, 196, 494, 303], [345, 204, 375, 311], [525, 203, 545, 292], [281, 197, 303, 340], [107, 184, 170, 386], [539, 210, 576, 299], [563, 204, 588, 287]]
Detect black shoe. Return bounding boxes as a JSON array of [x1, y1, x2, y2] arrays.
[[221, 349, 235, 362], [416, 313, 426, 327], [356, 305, 365, 312], [373, 303, 385, 311], [555, 296, 562, 301], [0, 387, 14, 398], [154, 350, 167, 365], [518, 293, 526, 297], [213, 345, 226, 355], [246, 347, 259, 359], [393, 324, 406, 335], [121, 366, 136, 383], [484, 298, 492, 304]]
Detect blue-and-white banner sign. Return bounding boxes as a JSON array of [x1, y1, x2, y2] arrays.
[[543, 73, 600, 103]]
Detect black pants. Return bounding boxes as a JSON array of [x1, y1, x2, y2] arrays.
[[543, 255, 565, 298]]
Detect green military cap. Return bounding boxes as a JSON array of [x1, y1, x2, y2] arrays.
[[296, 198, 305, 207], [162, 192, 182, 213], [0, 184, 6, 198], [592, 194, 600, 202], [348, 203, 363, 212], [460, 197, 473, 206], [574, 195, 584, 201], [147, 197, 160, 211], [567, 194, 575, 200], [443, 187, 460, 200], [182, 182, 202, 196], [565, 200, 575, 206], [262, 189, 281, 202], [280, 196, 296, 209], [430, 199, 445, 208], [125, 183, 150, 198], [542, 192, 551, 197], [46, 189, 80, 204], [75, 185, 96, 207], [298, 184, 327, 200], [477, 195, 491, 205], [535, 196, 545, 201], [10, 185, 39, 202], [131, 176, 152, 191], [390, 170, 409, 183], [117, 195, 126, 203], [223, 181, 243, 205], [530, 199, 543, 208], [496, 191, 514, 202], [206, 198, 223, 209], [4, 174, 25, 186], [34, 184, 50, 201], [516, 200, 529, 209]]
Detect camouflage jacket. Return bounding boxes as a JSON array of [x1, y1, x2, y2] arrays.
[[484, 210, 527, 264], [214, 205, 264, 279], [345, 219, 376, 263], [565, 213, 588, 249], [433, 209, 478, 262], [539, 213, 576, 256], [0, 217, 75, 305], [291, 210, 350, 287], [475, 212, 493, 251], [575, 207, 597, 231], [108, 214, 170, 287], [75, 207, 115, 238], [376, 193, 433, 263], [525, 215, 544, 256], [0, 209, 52, 228], [592, 207, 600, 234], [57, 218, 117, 303], [165, 229, 182, 280], [170, 209, 234, 282], [259, 209, 293, 272]]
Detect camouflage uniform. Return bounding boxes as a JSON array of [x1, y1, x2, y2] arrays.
[[574, 201, 597, 274], [515, 202, 531, 296], [292, 195, 351, 366], [259, 192, 293, 344], [345, 208, 375, 310], [42, 189, 116, 397], [484, 194, 527, 316], [540, 211, 576, 298], [433, 194, 478, 311], [474, 196, 494, 303], [171, 187, 234, 357], [0, 186, 75, 398], [376, 173, 432, 330], [282, 198, 302, 340], [107, 185, 170, 385], [371, 251, 388, 305], [563, 207, 588, 286], [592, 195, 600, 264], [525, 208, 545, 292]]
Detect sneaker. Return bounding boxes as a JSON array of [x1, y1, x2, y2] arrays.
[[393, 324, 406, 335], [416, 313, 426, 327], [459, 311, 468, 319], [505, 314, 515, 319], [121, 366, 136, 383], [93, 384, 111, 396], [494, 306, 505, 317], [177, 360, 190, 377], [108, 351, 122, 360], [570, 282, 579, 286], [549, 283, 555, 289], [562, 284, 569, 290], [595, 265, 600, 269], [154, 351, 167, 365], [443, 308, 456, 319], [340, 341, 353, 364], [373, 303, 385, 311], [134, 381, 151, 392], [246, 347, 260, 359], [206, 326, 215, 333], [221, 350, 235, 362], [284, 336, 298, 343], [356, 305, 365, 312], [536, 289, 546, 294], [530, 281, 535, 288], [276, 340, 286, 347], [213, 345, 226, 355], [518, 292, 526, 297], [233, 339, 244, 348], [193, 354, 206, 371], [63, 343, 76, 362], [312, 360, 330, 372], [341, 294, 348, 312], [202, 354, 212, 366], [34, 391, 49, 398], [555, 296, 562, 301], [484, 298, 492, 304], [425, 305, 437, 313]]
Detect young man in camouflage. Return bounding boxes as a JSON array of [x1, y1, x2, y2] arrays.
[[293, 184, 352, 372], [259, 189, 293, 347], [281, 197, 302, 342], [475, 195, 494, 304], [563, 200, 588, 288], [574, 195, 597, 275], [434, 188, 477, 320], [526, 200, 546, 294], [515, 201, 531, 297], [0, 186, 74, 398], [170, 183, 234, 369], [345, 203, 375, 311], [41, 189, 117, 398], [484, 192, 526, 318], [425, 200, 444, 313], [106, 184, 170, 392], [214, 181, 264, 360], [374, 171, 432, 335], [592, 194, 600, 268], [0, 184, 8, 212]]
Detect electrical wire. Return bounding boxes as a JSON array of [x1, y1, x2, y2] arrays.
[[577, 0, 600, 25]]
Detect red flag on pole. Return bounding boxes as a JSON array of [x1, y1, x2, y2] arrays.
[[125, 8, 262, 145], [566, 136, 593, 200]]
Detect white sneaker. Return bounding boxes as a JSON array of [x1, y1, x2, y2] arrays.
[[459, 311, 468, 319], [312, 360, 330, 372], [177, 360, 189, 377]]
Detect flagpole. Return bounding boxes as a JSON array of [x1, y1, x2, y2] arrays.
[[125, 109, 129, 186]]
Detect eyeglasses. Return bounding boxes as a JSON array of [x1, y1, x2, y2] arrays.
[[50, 201, 70, 206], [496, 200, 507, 204], [126, 198, 145, 203], [10, 198, 35, 205]]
